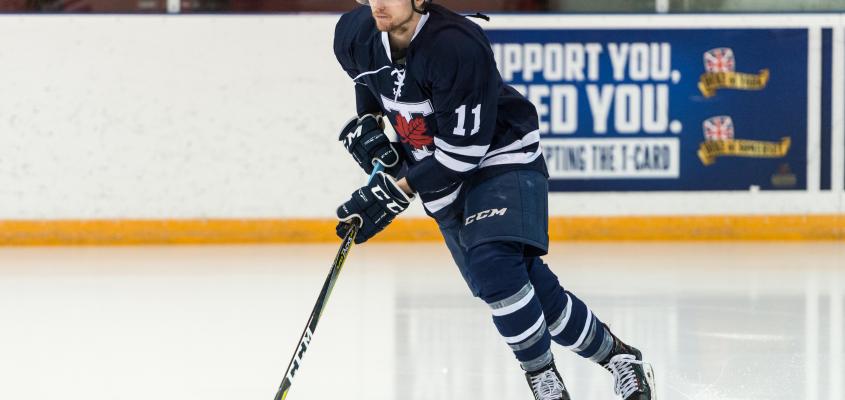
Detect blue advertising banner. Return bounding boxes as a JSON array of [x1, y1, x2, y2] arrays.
[[485, 29, 809, 191]]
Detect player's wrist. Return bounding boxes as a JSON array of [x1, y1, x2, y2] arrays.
[[395, 177, 415, 197]]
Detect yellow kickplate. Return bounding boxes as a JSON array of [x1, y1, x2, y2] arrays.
[[0, 215, 842, 246]]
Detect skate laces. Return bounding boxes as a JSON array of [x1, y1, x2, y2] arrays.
[[529, 369, 564, 400], [606, 354, 645, 399]]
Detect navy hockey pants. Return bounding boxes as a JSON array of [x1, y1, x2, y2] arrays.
[[438, 170, 614, 371]]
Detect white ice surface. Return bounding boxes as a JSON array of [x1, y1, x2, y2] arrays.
[[0, 242, 843, 400]]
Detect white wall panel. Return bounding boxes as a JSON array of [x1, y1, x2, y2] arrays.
[[0, 15, 841, 219], [0, 15, 360, 219]]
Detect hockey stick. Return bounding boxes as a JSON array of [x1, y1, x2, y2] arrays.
[[274, 164, 383, 400]]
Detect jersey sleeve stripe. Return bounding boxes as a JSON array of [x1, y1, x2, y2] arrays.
[[485, 129, 541, 158], [422, 183, 463, 213], [435, 149, 477, 172], [434, 137, 490, 157], [479, 145, 543, 168]]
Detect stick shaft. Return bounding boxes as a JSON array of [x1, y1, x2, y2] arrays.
[[274, 224, 358, 400], [274, 163, 382, 400]]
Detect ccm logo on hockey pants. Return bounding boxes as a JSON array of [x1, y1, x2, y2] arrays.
[[465, 208, 508, 226]]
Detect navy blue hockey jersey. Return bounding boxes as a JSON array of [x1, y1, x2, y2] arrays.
[[334, 4, 546, 221]]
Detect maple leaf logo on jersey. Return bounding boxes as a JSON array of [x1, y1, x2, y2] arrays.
[[395, 114, 432, 150]]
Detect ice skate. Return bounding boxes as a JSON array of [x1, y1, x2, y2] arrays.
[[524, 361, 570, 400], [601, 333, 656, 400]]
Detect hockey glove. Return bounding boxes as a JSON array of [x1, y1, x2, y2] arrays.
[[336, 171, 414, 244], [338, 114, 401, 175]]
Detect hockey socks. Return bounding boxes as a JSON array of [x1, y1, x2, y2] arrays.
[[546, 293, 615, 363], [466, 242, 555, 372], [524, 256, 615, 363], [487, 282, 554, 372], [463, 243, 620, 373]]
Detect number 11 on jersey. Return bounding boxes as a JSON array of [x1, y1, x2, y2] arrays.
[[453, 104, 481, 136]]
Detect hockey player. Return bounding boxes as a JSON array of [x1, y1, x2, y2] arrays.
[[332, 1, 655, 399]]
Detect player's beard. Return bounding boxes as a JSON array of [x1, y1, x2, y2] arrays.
[[374, 8, 415, 34]]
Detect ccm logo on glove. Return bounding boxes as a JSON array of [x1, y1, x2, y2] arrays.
[[336, 172, 415, 244], [338, 114, 401, 175], [371, 186, 405, 214]]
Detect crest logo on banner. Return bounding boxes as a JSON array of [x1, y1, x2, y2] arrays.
[[697, 116, 791, 166], [703, 115, 735, 141], [698, 48, 770, 98]]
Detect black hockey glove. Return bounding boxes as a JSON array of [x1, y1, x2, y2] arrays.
[[338, 114, 401, 175], [336, 171, 414, 244]]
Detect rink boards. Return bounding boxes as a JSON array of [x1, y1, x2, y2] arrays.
[[0, 14, 842, 243]]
